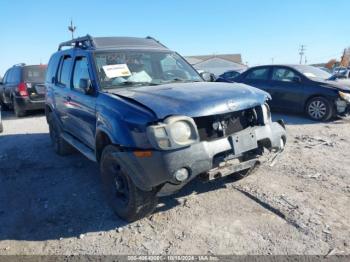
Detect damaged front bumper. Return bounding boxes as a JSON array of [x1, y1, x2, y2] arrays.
[[335, 99, 350, 116], [113, 121, 286, 196]]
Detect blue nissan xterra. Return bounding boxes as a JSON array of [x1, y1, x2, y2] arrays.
[[45, 35, 286, 221]]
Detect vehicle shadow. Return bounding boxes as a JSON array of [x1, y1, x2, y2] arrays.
[[0, 133, 127, 241], [0, 132, 247, 242], [1, 109, 45, 120], [271, 111, 346, 125]]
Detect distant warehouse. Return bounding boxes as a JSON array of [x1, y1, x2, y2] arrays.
[[184, 54, 247, 76]]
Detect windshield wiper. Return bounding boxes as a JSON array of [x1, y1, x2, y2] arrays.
[[160, 78, 201, 84]]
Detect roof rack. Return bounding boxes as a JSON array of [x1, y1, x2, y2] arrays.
[[145, 36, 167, 48], [58, 35, 95, 51], [13, 63, 26, 67]]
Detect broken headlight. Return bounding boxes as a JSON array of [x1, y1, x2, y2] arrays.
[[147, 116, 199, 150], [339, 91, 350, 103]]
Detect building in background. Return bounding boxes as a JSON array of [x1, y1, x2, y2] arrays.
[[185, 54, 247, 76]]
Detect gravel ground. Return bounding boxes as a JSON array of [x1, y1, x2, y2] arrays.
[[0, 110, 349, 255]]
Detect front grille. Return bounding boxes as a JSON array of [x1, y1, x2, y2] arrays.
[[194, 107, 259, 142]]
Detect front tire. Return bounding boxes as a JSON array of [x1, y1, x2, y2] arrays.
[[305, 97, 333, 121], [100, 145, 158, 222]]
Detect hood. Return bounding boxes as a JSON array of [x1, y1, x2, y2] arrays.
[[314, 78, 350, 92], [109, 82, 270, 119]]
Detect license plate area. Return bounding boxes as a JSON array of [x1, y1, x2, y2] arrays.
[[34, 85, 46, 94], [230, 130, 258, 155]]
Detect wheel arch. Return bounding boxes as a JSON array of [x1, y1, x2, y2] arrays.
[[95, 128, 115, 162]]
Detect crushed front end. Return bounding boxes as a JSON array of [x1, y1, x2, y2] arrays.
[[117, 103, 286, 197]]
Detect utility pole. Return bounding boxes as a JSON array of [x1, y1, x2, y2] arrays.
[[68, 19, 76, 40], [299, 45, 306, 64], [271, 57, 274, 64]]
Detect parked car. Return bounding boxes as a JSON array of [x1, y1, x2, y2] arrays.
[[0, 105, 3, 133], [45, 35, 286, 221], [234, 65, 350, 121], [216, 69, 244, 83], [0, 63, 47, 117]]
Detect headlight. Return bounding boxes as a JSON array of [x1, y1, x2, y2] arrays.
[[262, 103, 271, 124], [169, 121, 192, 144], [147, 116, 199, 150], [339, 91, 350, 103]]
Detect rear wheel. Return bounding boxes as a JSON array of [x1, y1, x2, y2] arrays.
[[100, 145, 158, 222], [305, 97, 333, 121], [13, 98, 26, 117], [48, 113, 74, 156]]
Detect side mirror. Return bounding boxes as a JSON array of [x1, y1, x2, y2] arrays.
[[51, 76, 56, 84], [292, 76, 301, 83], [200, 72, 214, 82], [79, 79, 94, 95], [0, 82, 3, 85]]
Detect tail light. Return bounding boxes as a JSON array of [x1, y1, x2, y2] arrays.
[[18, 82, 29, 97]]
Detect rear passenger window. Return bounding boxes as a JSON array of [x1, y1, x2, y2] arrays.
[[58, 56, 72, 87], [46, 55, 60, 84], [245, 68, 270, 80], [72, 57, 90, 91]]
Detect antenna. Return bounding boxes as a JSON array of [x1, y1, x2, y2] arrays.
[[68, 19, 77, 40]]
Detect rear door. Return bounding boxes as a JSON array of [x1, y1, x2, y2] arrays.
[[269, 66, 308, 111], [54, 55, 74, 129], [23, 65, 47, 101], [65, 54, 96, 148]]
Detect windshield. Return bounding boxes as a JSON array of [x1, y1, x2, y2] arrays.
[[23, 65, 47, 82], [94, 51, 202, 89], [292, 65, 331, 80]]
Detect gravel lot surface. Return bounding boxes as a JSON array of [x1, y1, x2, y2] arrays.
[[0, 110, 349, 255]]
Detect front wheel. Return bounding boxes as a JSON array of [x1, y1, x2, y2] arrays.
[[305, 97, 333, 121], [100, 145, 158, 222]]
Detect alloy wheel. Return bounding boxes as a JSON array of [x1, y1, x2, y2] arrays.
[[308, 100, 327, 120]]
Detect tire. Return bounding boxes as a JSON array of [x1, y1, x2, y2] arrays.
[[305, 97, 333, 121], [13, 98, 26, 117], [0, 96, 9, 111], [100, 145, 158, 222], [48, 113, 74, 156]]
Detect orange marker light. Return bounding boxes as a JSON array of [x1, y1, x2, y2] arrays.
[[133, 150, 152, 158]]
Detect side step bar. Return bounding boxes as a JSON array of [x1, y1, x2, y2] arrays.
[[61, 133, 97, 162]]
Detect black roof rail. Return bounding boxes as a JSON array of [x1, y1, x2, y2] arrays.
[[146, 36, 168, 49], [13, 63, 26, 67], [58, 34, 95, 51]]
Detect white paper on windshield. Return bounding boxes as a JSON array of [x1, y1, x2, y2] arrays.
[[102, 64, 131, 78], [304, 72, 316, 78]]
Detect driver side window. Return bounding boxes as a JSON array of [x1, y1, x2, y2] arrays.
[[72, 57, 90, 92], [272, 67, 298, 82]]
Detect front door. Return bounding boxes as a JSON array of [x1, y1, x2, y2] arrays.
[[269, 66, 307, 112], [65, 55, 96, 148]]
